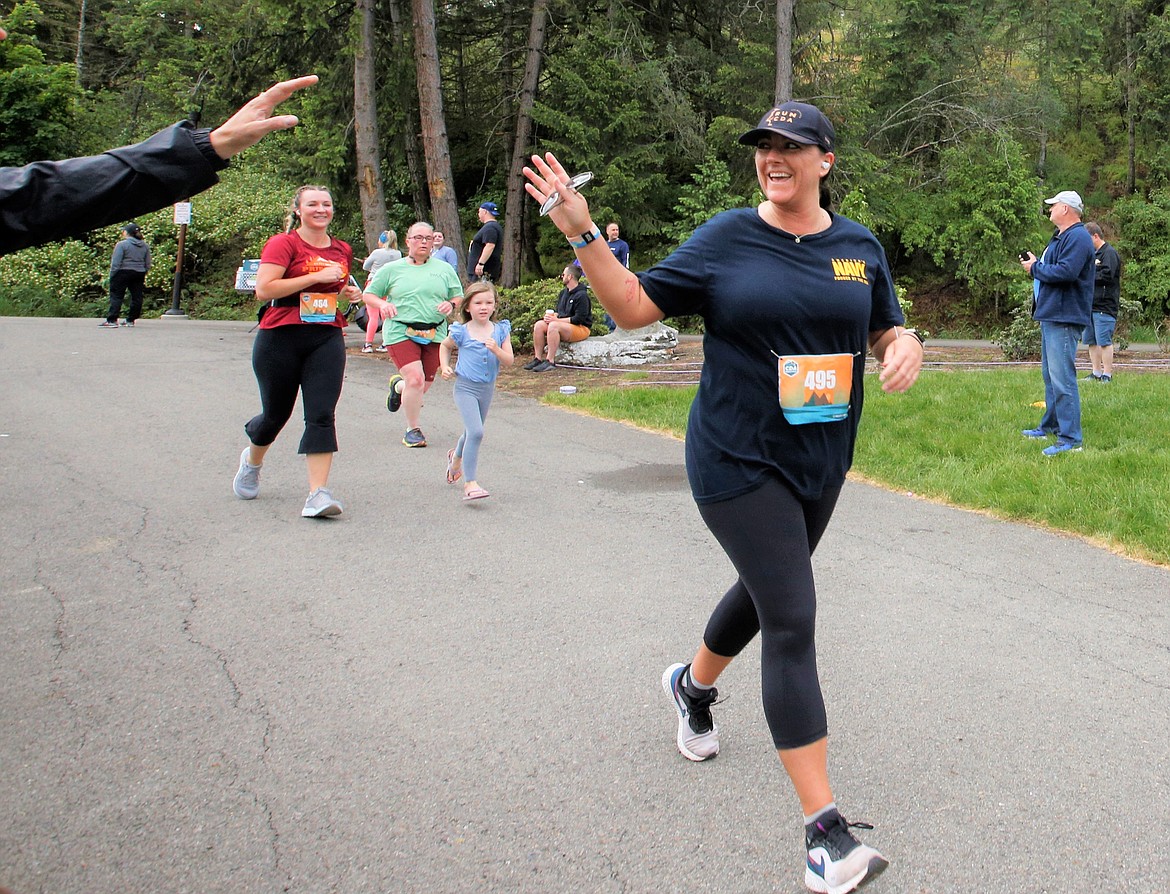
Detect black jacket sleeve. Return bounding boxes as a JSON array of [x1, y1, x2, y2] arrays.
[[0, 121, 229, 254]]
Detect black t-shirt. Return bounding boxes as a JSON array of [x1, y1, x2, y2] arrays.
[[468, 219, 503, 278], [639, 208, 903, 503]]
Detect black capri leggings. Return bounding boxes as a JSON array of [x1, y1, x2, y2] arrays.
[[697, 475, 842, 750], [245, 325, 346, 454]]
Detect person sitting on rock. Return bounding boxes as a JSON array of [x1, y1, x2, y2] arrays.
[[524, 265, 593, 372]]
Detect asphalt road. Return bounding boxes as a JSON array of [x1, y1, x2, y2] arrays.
[[2, 317, 1168, 894]]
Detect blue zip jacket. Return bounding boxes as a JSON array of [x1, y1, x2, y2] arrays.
[[1031, 221, 1094, 327]]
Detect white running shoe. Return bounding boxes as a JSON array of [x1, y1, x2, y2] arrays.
[[233, 447, 261, 500], [302, 487, 343, 518], [661, 662, 720, 761], [804, 811, 888, 894]]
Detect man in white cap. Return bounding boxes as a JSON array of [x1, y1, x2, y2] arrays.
[[1019, 190, 1095, 456]]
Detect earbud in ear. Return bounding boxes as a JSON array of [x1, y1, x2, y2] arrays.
[[821, 161, 831, 170]]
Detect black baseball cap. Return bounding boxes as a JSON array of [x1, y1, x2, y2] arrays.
[[738, 101, 835, 152]]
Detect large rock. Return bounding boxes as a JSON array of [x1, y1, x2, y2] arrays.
[[556, 322, 680, 367]]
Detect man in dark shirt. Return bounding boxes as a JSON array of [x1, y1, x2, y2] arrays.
[[525, 266, 594, 371], [1082, 221, 1122, 383], [606, 222, 630, 267], [603, 222, 630, 332], [467, 202, 502, 282]]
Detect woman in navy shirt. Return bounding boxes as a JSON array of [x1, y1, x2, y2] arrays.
[[525, 102, 923, 894]]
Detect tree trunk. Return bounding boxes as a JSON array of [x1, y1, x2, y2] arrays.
[[774, 0, 794, 104], [523, 204, 545, 280], [501, 0, 549, 288], [354, 0, 387, 253], [388, 0, 430, 219], [1124, 4, 1136, 195], [412, 0, 466, 274], [75, 0, 87, 85]]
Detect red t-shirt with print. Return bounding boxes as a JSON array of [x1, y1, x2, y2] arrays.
[[257, 231, 352, 329]]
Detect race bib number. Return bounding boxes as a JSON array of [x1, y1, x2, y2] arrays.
[[777, 353, 853, 425], [300, 292, 337, 323]]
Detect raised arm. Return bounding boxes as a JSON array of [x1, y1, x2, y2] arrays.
[[523, 152, 663, 330], [1, 75, 317, 254]]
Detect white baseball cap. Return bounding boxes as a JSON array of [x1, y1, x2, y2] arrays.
[[1045, 190, 1084, 214]]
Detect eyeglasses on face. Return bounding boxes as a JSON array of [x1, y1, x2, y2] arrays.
[[408, 234, 434, 242]]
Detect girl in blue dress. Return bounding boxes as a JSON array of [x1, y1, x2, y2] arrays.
[[439, 282, 514, 501]]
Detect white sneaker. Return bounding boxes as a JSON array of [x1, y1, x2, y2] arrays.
[[804, 811, 888, 894], [302, 487, 343, 518], [362, 343, 375, 353], [232, 447, 261, 499], [661, 663, 720, 761]]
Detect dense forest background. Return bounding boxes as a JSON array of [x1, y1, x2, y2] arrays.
[[3, 0, 1170, 332]]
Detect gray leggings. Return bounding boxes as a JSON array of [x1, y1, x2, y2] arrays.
[[452, 377, 496, 482]]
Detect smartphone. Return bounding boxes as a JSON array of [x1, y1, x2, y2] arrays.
[[1018, 251, 1030, 262]]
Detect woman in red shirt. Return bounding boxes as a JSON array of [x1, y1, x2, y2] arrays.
[[232, 185, 361, 518]]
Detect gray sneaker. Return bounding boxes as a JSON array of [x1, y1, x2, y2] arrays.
[[302, 487, 343, 518], [233, 447, 261, 499], [402, 427, 427, 448]]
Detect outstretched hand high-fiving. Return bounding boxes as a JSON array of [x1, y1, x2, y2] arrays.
[[209, 76, 319, 160]]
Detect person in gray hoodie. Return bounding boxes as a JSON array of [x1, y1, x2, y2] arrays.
[[101, 223, 152, 327]]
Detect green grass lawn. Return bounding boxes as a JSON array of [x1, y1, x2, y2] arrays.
[[546, 369, 1170, 566]]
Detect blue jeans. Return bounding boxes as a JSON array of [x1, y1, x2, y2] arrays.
[[1038, 321, 1083, 446]]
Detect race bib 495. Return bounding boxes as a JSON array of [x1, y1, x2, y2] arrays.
[[777, 353, 853, 425]]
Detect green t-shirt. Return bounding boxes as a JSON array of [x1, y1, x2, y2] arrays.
[[366, 257, 463, 345]]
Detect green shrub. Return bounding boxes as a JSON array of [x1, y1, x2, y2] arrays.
[[0, 240, 104, 314], [1113, 189, 1170, 322], [995, 303, 1041, 361], [1156, 318, 1170, 352], [665, 153, 746, 247], [1114, 296, 1143, 352]]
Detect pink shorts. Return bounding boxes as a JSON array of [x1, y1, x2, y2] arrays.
[[387, 339, 441, 382]]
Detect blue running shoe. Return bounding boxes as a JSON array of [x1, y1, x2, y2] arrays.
[[1021, 427, 1052, 439], [1042, 441, 1083, 457]]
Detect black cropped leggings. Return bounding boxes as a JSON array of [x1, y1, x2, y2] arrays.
[[697, 476, 842, 750], [245, 325, 346, 454]]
